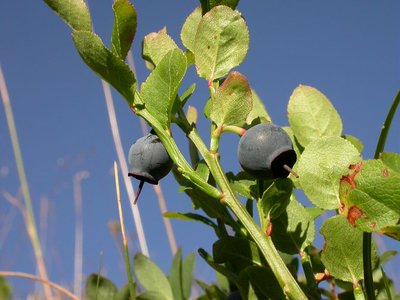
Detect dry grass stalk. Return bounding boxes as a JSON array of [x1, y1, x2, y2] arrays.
[[113, 162, 135, 299], [0, 271, 79, 300], [73, 171, 89, 298], [101, 80, 149, 256], [0, 66, 53, 299]]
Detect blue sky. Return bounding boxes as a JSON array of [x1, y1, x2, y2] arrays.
[[1, 0, 399, 298]]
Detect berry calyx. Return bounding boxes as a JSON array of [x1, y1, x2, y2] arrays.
[[237, 123, 297, 179], [128, 132, 173, 204]]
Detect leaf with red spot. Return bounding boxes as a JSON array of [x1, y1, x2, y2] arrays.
[[320, 215, 378, 284], [381, 152, 400, 174], [209, 71, 252, 127], [339, 159, 400, 232], [297, 136, 361, 210]]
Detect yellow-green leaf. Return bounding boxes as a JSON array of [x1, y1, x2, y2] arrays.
[[210, 71, 252, 127], [194, 5, 249, 80], [288, 85, 342, 147], [180, 7, 202, 52], [298, 136, 361, 210], [140, 48, 187, 127], [142, 28, 178, 69]]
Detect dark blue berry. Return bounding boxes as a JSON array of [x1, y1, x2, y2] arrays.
[[238, 123, 297, 179], [128, 132, 173, 203]]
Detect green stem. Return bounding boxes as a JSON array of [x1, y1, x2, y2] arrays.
[[137, 102, 306, 297], [123, 241, 136, 299], [363, 233, 374, 300], [187, 128, 307, 299], [363, 90, 400, 300], [222, 125, 247, 136], [137, 109, 221, 201], [301, 251, 320, 299], [373, 90, 400, 158], [210, 125, 222, 153]]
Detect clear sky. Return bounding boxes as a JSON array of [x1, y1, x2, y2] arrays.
[[1, 0, 399, 298]]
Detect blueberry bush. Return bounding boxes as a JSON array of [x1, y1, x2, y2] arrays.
[[30, 0, 400, 299]]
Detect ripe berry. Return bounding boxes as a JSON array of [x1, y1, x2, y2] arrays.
[[128, 132, 173, 203], [238, 123, 297, 179]]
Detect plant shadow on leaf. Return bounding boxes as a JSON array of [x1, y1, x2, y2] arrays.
[[272, 213, 312, 255], [270, 196, 315, 255]]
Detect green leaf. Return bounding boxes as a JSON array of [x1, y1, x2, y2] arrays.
[[136, 291, 168, 300], [194, 6, 249, 80], [181, 7, 202, 52], [339, 160, 400, 232], [0, 277, 11, 300], [226, 171, 259, 200], [203, 98, 212, 120], [283, 126, 303, 157], [258, 178, 293, 229], [378, 250, 397, 266], [380, 267, 394, 300], [306, 245, 325, 274], [180, 84, 196, 108], [85, 274, 118, 300], [288, 85, 343, 147], [111, 0, 137, 60], [270, 195, 315, 254], [142, 28, 178, 69], [381, 152, 400, 174], [195, 279, 227, 300], [238, 266, 285, 300], [182, 253, 196, 299], [213, 237, 266, 272], [245, 89, 272, 126], [199, 0, 240, 14], [72, 31, 135, 103], [215, 271, 230, 293], [298, 136, 361, 210], [172, 84, 196, 122], [282, 126, 303, 187], [321, 215, 371, 284], [43, 0, 92, 31], [343, 135, 364, 153], [305, 206, 324, 220], [163, 212, 217, 230], [380, 225, 400, 241], [169, 248, 183, 300], [115, 284, 132, 300], [195, 160, 210, 182], [134, 253, 174, 300], [140, 48, 187, 127], [198, 249, 239, 287], [172, 168, 228, 219], [185, 51, 195, 66], [210, 72, 252, 127]]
